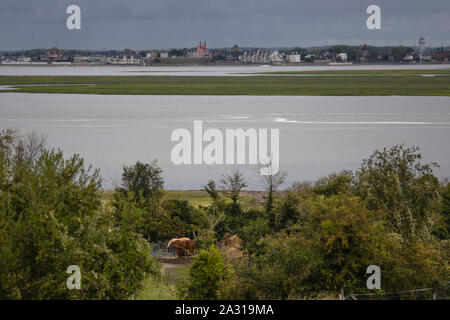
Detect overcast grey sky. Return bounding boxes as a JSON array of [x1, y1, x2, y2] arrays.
[[1, 0, 449, 50]]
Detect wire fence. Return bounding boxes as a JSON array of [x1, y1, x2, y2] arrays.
[[346, 287, 448, 300], [151, 242, 176, 258]]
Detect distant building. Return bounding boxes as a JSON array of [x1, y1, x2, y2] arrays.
[[73, 54, 110, 65], [287, 54, 301, 63], [240, 50, 271, 64], [196, 41, 208, 57], [17, 56, 31, 63], [270, 50, 285, 64], [109, 55, 142, 65], [47, 47, 62, 61], [160, 52, 169, 59], [304, 54, 315, 62], [224, 45, 242, 60], [337, 53, 348, 62], [187, 41, 210, 58], [403, 53, 414, 62], [0, 55, 31, 64], [150, 51, 159, 59], [418, 37, 426, 60], [73, 55, 89, 64], [231, 44, 240, 54], [240, 50, 285, 64]]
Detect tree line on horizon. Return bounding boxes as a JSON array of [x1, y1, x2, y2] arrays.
[[3, 44, 449, 63]]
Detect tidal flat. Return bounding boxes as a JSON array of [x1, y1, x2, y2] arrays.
[[1, 69, 450, 96]]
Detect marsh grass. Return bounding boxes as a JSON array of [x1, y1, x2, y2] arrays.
[[1, 72, 449, 96], [101, 190, 264, 209], [134, 275, 177, 300]]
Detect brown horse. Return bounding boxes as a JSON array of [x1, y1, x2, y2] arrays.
[[166, 237, 190, 251], [167, 238, 195, 257]]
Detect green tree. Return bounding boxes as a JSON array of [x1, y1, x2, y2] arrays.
[[229, 233, 321, 299], [275, 192, 301, 230], [202, 179, 226, 214], [112, 191, 149, 235], [260, 167, 287, 222], [296, 196, 383, 296], [356, 145, 440, 240], [162, 199, 207, 239], [203, 179, 219, 202], [314, 170, 354, 197], [0, 130, 159, 299], [178, 246, 230, 300], [442, 183, 450, 236], [229, 193, 449, 299], [434, 183, 450, 239], [220, 170, 247, 215], [118, 160, 164, 204]]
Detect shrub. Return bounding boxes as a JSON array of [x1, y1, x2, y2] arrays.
[[356, 145, 440, 240], [177, 246, 230, 300], [0, 131, 159, 299], [118, 160, 164, 204]]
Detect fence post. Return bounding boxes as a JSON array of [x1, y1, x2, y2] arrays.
[[340, 287, 345, 300]]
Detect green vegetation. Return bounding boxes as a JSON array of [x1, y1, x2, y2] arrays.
[[0, 129, 160, 299], [102, 189, 261, 210], [135, 276, 177, 300], [1, 128, 448, 300], [164, 190, 213, 208], [1, 73, 450, 95], [439, 184, 450, 239], [169, 145, 449, 300], [176, 246, 231, 300], [163, 190, 262, 209]]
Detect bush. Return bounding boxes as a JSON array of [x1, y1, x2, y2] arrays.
[[177, 246, 230, 300], [118, 160, 164, 204], [356, 145, 440, 240], [0, 131, 159, 299], [313, 170, 354, 197], [436, 183, 450, 239], [226, 193, 449, 299]]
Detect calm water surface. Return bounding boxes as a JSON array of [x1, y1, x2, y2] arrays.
[[1, 64, 450, 76], [0, 93, 449, 189]]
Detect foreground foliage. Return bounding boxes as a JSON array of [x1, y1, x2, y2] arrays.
[[1, 128, 448, 300], [0, 130, 159, 299], [178, 145, 449, 300]]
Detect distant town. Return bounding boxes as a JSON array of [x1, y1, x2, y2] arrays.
[[1, 38, 449, 66]]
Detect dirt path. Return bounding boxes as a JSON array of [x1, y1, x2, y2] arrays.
[[161, 262, 181, 271], [159, 258, 193, 281]]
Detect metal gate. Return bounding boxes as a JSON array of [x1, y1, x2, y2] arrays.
[[151, 242, 176, 258]]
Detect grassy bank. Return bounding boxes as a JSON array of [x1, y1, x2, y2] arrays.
[[1, 72, 450, 95], [101, 189, 265, 209], [135, 276, 177, 300]]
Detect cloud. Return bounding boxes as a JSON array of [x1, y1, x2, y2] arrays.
[[0, 0, 449, 50]]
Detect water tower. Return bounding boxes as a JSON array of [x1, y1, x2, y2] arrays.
[[418, 37, 426, 59]]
